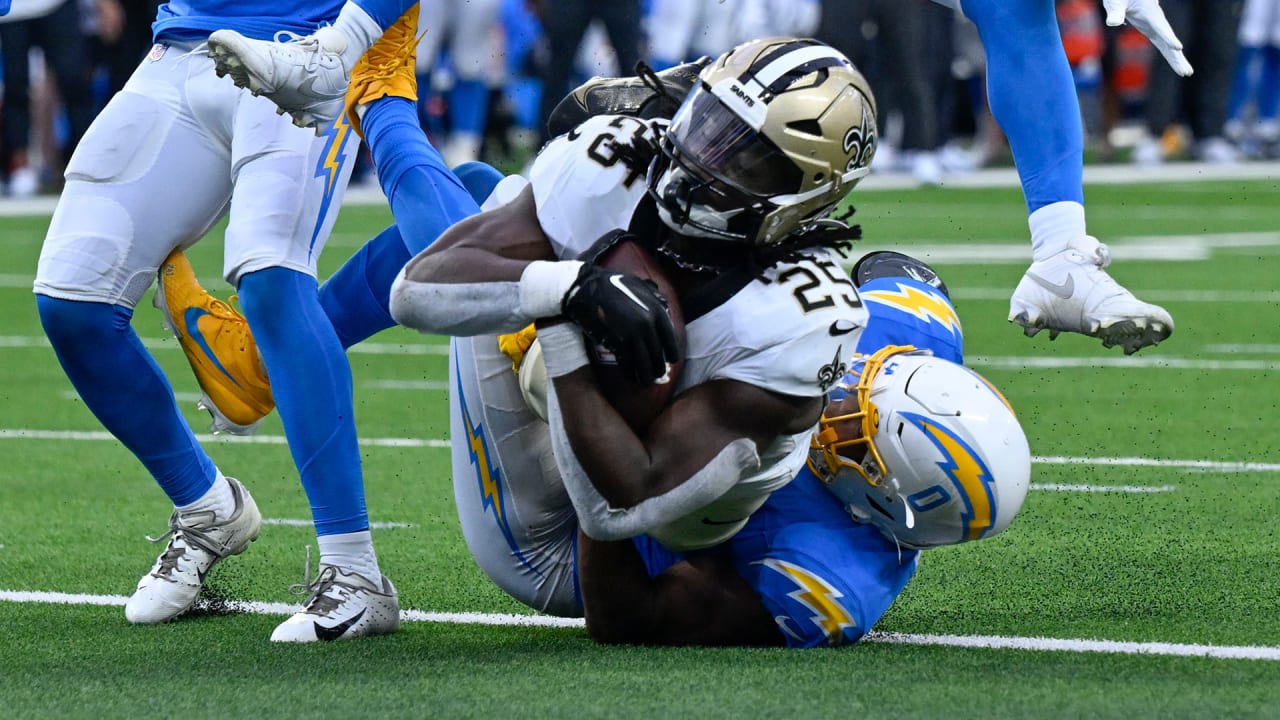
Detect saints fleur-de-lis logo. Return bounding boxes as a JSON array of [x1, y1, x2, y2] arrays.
[[842, 111, 877, 172]]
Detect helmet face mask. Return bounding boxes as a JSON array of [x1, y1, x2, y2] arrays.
[[647, 37, 878, 250], [809, 347, 1032, 549]]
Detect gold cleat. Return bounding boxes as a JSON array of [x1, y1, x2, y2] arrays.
[[345, 5, 422, 138], [154, 249, 274, 435]]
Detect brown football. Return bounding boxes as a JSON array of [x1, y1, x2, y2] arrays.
[[587, 240, 687, 433]]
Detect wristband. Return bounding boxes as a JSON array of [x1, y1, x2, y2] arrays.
[[538, 322, 591, 378], [519, 260, 584, 319]]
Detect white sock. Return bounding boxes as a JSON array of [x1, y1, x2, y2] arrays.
[[1028, 201, 1087, 262], [176, 471, 235, 520], [333, 3, 383, 68], [317, 530, 382, 585]]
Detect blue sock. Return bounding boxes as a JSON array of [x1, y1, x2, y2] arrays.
[[453, 161, 505, 204], [1259, 46, 1280, 121], [237, 268, 368, 536], [350, 0, 418, 30], [363, 97, 482, 255], [449, 78, 491, 137], [318, 160, 503, 346], [962, 0, 1084, 212], [319, 223, 409, 348], [1226, 46, 1262, 123], [36, 296, 215, 505]]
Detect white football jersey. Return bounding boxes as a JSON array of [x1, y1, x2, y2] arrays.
[[529, 114, 869, 550]]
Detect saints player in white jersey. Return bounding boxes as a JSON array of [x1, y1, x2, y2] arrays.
[[384, 38, 876, 614]]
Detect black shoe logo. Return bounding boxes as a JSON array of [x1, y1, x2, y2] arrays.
[[314, 608, 366, 641]]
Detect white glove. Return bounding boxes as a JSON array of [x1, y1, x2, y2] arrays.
[[1102, 0, 1194, 77]]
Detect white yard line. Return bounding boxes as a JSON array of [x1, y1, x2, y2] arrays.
[[1, 588, 1275, 660], [8, 334, 1280, 369], [1030, 484, 1177, 493], [1, 428, 1275, 474], [0, 428, 449, 449], [261, 518, 414, 530], [0, 163, 1272, 218], [969, 355, 1280, 371]]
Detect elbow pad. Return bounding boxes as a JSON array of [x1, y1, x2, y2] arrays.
[[545, 384, 761, 541]]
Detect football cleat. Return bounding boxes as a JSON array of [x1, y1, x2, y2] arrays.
[[154, 248, 274, 435], [344, 5, 420, 138], [125, 477, 262, 624], [1009, 236, 1173, 355], [271, 564, 400, 642], [208, 26, 352, 133]]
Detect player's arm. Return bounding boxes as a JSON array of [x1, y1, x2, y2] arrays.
[[390, 187, 676, 376], [577, 532, 783, 647], [389, 186, 562, 335], [539, 321, 822, 540]]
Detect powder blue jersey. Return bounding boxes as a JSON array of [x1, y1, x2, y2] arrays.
[[152, 1, 345, 42], [630, 274, 964, 648]]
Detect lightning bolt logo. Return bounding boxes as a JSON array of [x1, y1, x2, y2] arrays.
[[901, 411, 997, 542], [862, 283, 962, 335], [308, 111, 354, 256], [759, 558, 856, 646], [455, 350, 543, 577]]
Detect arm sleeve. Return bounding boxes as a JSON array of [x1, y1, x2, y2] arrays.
[[543, 383, 762, 541]]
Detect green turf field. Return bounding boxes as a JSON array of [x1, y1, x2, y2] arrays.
[[2, 179, 1279, 719]]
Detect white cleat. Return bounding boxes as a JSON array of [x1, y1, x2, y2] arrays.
[[1009, 236, 1174, 355], [125, 478, 262, 624], [271, 564, 400, 642], [207, 27, 351, 133]]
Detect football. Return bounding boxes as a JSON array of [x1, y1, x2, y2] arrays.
[[588, 240, 687, 433]]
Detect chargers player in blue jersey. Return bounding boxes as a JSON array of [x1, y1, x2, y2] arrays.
[[32, 0, 400, 642], [202, 0, 1186, 356]]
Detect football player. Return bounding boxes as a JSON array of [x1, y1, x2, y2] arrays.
[[393, 37, 879, 615], [31, 0, 402, 642], [576, 260, 1031, 647], [203, 0, 1184, 355]]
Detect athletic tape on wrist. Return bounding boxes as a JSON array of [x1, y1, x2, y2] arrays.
[[519, 260, 584, 319]]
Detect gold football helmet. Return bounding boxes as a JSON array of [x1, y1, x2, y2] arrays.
[[648, 37, 877, 247]]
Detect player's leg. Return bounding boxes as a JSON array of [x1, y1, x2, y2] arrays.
[[156, 27, 494, 430], [207, 0, 420, 131], [1261, 9, 1280, 154], [961, 0, 1173, 354], [214, 84, 399, 641], [33, 43, 260, 624], [451, 334, 584, 617], [441, 0, 503, 167], [316, 24, 484, 348]]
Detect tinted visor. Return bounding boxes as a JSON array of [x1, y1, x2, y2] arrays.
[[667, 84, 802, 197]]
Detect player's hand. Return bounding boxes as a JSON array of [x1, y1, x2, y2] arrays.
[[562, 263, 681, 385], [1102, 0, 1193, 77]]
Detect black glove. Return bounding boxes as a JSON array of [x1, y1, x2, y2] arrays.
[[561, 263, 681, 384]]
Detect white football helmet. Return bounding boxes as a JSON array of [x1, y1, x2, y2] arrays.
[[808, 346, 1031, 549]]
